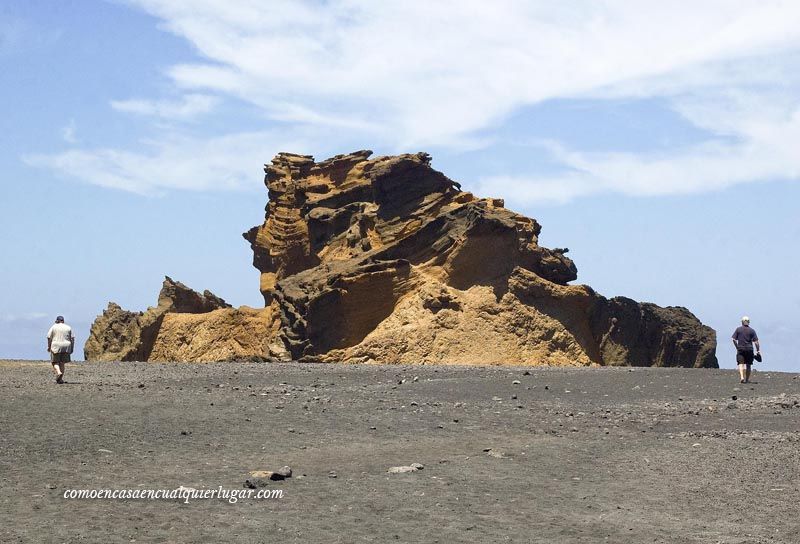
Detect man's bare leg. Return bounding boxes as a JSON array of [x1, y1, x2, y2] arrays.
[[745, 365, 752, 383], [52, 361, 64, 383], [738, 364, 746, 383]]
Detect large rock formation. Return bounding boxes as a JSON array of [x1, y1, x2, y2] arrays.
[[86, 150, 717, 367], [84, 277, 280, 362]]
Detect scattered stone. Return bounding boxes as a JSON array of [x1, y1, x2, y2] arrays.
[[388, 464, 424, 474], [485, 449, 508, 459], [248, 466, 292, 482], [512, 380, 521, 385], [244, 478, 269, 489], [328, 471, 338, 478]]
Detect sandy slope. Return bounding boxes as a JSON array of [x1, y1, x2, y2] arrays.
[[1, 360, 798, 543]]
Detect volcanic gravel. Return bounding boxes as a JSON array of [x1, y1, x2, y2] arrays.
[[1, 360, 799, 543]]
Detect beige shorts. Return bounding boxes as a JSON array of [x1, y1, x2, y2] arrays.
[[51, 352, 71, 363]]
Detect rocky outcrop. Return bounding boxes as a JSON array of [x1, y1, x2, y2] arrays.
[[239, 150, 716, 367], [85, 277, 280, 362], [86, 150, 717, 367], [146, 306, 280, 363], [83, 302, 159, 362], [157, 276, 232, 314]]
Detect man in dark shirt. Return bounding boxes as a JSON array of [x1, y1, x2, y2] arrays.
[[732, 316, 760, 384]]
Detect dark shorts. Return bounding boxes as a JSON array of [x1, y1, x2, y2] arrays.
[[51, 352, 71, 364], [736, 349, 754, 366]]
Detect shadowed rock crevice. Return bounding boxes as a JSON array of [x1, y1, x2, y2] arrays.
[[86, 150, 717, 367]]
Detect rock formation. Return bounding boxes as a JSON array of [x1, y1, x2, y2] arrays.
[[84, 277, 280, 362], [86, 150, 717, 367]]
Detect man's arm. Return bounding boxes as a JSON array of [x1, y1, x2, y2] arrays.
[[46, 327, 52, 353], [69, 331, 75, 354], [754, 338, 760, 353]]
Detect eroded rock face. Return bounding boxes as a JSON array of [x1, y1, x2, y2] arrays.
[[243, 150, 716, 367], [86, 150, 717, 367], [147, 306, 280, 363], [85, 277, 279, 362]]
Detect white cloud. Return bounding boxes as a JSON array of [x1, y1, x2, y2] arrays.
[[61, 119, 78, 144], [110, 94, 219, 120], [0, 312, 48, 322], [29, 1, 800, 198], [24, 129, 335, 195], [125, 1, 800, 142], [473, 172, 601, 206], [477, 91, 800, 205]]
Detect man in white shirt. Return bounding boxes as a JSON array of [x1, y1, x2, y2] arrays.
[[47, 316, 74, 384]]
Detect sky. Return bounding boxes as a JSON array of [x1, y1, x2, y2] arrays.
[[1, 0, 798, 371]]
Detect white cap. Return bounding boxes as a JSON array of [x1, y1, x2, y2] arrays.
[[741, 316, 750, 323]]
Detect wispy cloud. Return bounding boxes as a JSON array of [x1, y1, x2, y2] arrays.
[[61, 119, 78, 144], [0, 18, 24, 54], [110, 94, 219, 120], [24, 128, 334, 195], [477, 90, 800, 205], [27, 1, 800, 198], [0, 312, 48, 322], [1, 15, 63, 56], [129, 1, 800, 142]]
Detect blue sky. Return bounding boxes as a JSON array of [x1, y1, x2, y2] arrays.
[[1, 1, 798, 371]]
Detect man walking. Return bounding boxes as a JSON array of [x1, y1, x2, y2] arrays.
[[47, 316, 74, 384], [732, 316, 760, 384]]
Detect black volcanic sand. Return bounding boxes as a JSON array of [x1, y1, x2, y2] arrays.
[[1, 360, 799, 544]]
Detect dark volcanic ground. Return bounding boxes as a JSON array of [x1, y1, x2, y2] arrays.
[[1, 360, 799, 544]]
